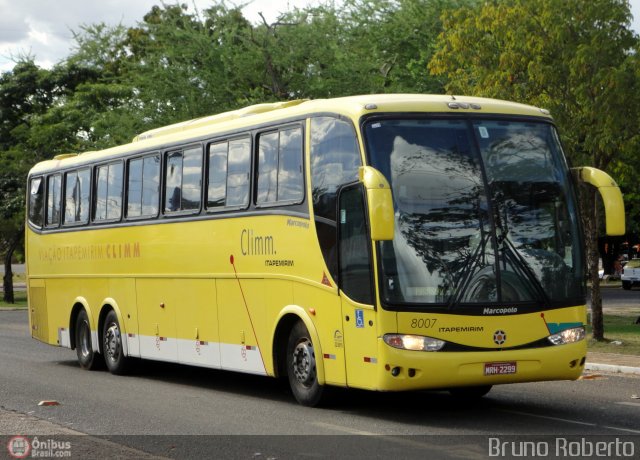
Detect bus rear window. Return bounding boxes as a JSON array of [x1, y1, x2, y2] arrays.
[[28, 177, 44, 228]]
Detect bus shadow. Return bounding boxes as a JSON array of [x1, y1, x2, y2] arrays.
[[56, 357, 552, 429], [57, 357, 294, 403]]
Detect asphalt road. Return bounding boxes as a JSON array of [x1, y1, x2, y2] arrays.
[[597, 285, 640, 310], [1, 310, 640, 459]]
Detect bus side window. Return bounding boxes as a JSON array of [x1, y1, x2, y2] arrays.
[[227, 137, 251, 208], [256, 126, 304, 205], [278, 127, 303, 202], [165, 151, 183, 212], [182, 147, 202, 211], [257, 132, 279, 204], [46, 174, 62, 228], [310, 117, 362, 281], [94, 163, 123, 222], [207, 141, 228, 209], [128, 155, 161, 218], [165, 147, 202, 213], [142, 155, 160, 216], [28, 177, 44, 228], [64, 169, 90, 225]]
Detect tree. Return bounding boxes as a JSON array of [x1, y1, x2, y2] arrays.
[[0, 60, 56, 302], [429, 0, 640, 340], [0, 56, 115, 302]]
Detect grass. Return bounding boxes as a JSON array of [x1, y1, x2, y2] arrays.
[[0, 290, 27, 309], [587, 313, 640, 355]]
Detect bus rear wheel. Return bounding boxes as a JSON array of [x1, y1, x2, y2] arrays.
[[75, 309, 102, 370], [286, 321, 324, 406], [103, 310, 129, 375]]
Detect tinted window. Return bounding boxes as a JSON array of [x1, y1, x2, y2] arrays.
[[207, 141, 228, 209], [257, 132, 279, 204], [165, 151, 182, 212], [257, 127, 304, 205], [278, 128, 303, 202], [339, 184, 373, 304], [64, 169, 90, 225], [46, 174, 62, 227], [128, 158, 143, 217], [142, 156, 160, 216], [94, 163, 123, 221], [227, 137, 251, 207], [310, 117, 361, 220], [164, 147, 202, 213], [182, 147, 202, 210], [310, 117, 361, 280], [28, 177, 44, 228], [128, 154, 160, 218]]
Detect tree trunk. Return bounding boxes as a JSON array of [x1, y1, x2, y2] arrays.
[[2, 226, 23, 304], [582, 188, 605, 340]]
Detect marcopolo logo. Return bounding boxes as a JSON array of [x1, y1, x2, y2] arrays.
[[483, 307, 518, 315]]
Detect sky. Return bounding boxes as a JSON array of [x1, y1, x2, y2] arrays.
[[0, 0, 639, 73], [0, 0, 334, 72]]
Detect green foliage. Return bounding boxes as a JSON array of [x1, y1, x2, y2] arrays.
[[430, 0, 640, 169]]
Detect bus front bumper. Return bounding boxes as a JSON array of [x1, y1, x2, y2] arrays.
[[374, 339, 586, 391]]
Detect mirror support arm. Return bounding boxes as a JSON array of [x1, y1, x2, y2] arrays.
[[572, 166, 625, 236]]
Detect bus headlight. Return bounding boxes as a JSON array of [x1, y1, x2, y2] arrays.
[[383, 334, 446, 351], [547, 326, 585, 345]]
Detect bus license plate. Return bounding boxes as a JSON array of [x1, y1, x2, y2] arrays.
[[484, 362, 517, 376]]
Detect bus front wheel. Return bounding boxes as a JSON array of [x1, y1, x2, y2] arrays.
[[75, 309, 102, 370], [286, 321, 324, 406], [102, 310, 129, 375]]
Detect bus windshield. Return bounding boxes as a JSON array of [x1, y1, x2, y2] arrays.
[[365, 118, 584, 308]]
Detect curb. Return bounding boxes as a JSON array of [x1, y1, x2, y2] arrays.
[[585, 363, 640, 376]]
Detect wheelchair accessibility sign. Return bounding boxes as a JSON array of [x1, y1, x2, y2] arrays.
[[355, 309, 364, 328]]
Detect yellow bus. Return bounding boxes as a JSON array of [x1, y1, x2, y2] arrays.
[[26, 94, 624, 406]]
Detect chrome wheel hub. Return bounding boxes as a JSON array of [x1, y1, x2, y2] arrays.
[[292, 339, 315, 386], [104, 323, 121, 363]]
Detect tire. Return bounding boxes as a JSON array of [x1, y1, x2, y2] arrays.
[[622, 281, 632, 290], [75, 309, 102, 370], [449, 385, 492, 399], [102, 310, 129, 375], [286, 321, 324, 406]]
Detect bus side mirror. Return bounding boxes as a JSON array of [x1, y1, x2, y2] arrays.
[[572, 166, 625, 236], [359, 166, 394, 241]]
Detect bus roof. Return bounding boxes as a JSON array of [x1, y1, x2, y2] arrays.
[[28, 94, 552, 175]]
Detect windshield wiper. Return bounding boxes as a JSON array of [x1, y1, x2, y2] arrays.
[[447, 226, 491, 307], [497, 232, 551, 306]]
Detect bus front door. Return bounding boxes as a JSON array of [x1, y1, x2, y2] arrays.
[[338, 184, 378, 390]]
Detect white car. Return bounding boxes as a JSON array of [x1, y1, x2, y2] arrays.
[[621, 259, 640, 290]]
